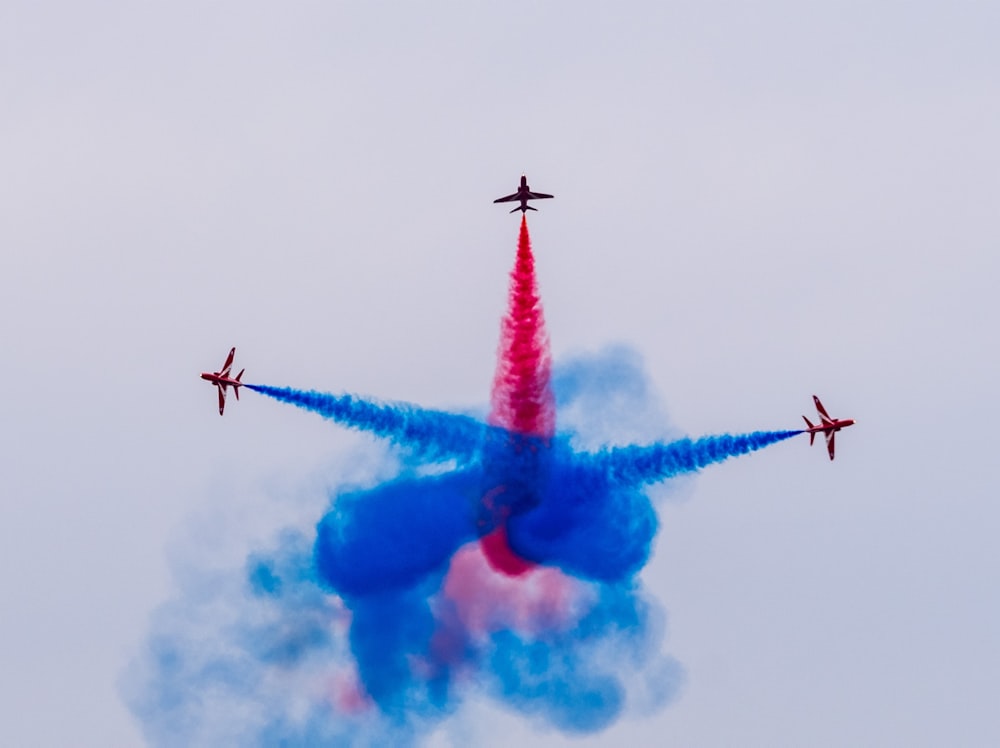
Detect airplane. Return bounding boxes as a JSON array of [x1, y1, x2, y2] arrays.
[[200, 347, 245, 415], [493, 175, 554, 213], [802, 395, 856, 460]]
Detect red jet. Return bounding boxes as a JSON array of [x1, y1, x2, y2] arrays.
[[493, 174, 554, 213], [802, 395, 856, 460], [200, 347, 245, 415]]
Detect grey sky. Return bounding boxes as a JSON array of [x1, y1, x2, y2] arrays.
[[2, 2, 998, 745]]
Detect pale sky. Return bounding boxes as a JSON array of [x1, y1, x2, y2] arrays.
[[2, 2, 998, 746]]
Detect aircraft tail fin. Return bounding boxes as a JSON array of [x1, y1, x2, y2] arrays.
[[803, 416, 815, 445], [234, 369, 244, 400]]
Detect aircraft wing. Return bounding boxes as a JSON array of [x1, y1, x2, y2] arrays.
[[218, 385, 227, 416], [825, 430, 835, 460], [220, 347, 236, 378], [813, 395, 832, 423], [493, 193, 521, 203], [525, 191, 553, 199]]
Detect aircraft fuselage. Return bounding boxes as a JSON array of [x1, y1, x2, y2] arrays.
[[804, 418, 855, 435], [200, 372, 241, 387]]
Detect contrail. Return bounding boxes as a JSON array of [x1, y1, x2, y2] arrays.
[[480, 215, 556, 574], [245, 384, 487, 464], [590, 430, 804, 485], [488, 215, 555, 439]]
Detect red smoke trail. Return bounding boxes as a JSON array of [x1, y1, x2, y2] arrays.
[[480, 216, 556, 574], [488, 216, 555, 438]]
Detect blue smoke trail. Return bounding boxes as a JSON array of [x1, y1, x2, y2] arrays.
[[591, 430, 804, 486], [246, 384, 488, 464], [129, 349, 795, 745]]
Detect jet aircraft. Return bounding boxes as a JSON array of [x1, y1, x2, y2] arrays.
[[200, 347, 245, 415], [802, 395, 856, 460], [493, 175, 554, 213]]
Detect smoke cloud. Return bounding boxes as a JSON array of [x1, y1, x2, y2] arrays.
[[126, 219, 797, 745]]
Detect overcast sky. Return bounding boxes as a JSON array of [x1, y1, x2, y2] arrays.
[[2, 2, 998, 746]]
